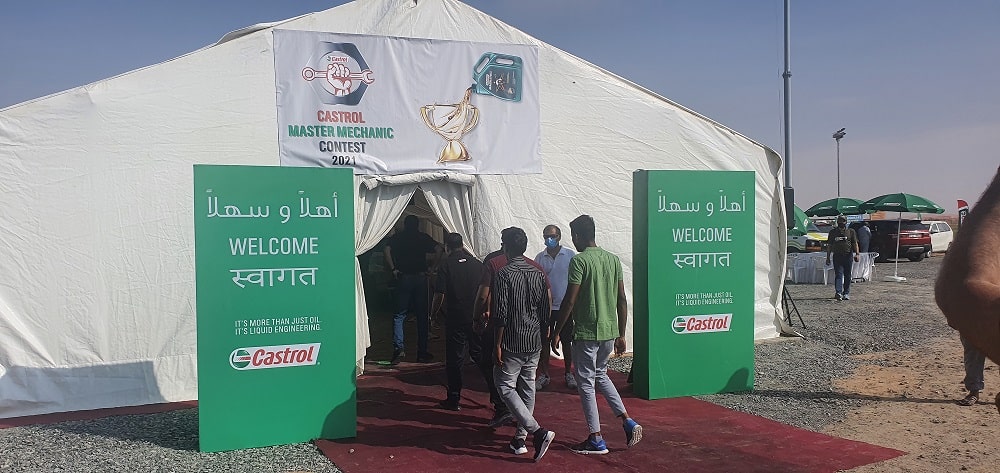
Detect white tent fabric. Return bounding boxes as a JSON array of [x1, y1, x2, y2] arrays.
[[0, 0, 787, 419]]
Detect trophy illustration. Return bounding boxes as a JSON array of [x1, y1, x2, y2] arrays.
[[420, 87, 480, 163]]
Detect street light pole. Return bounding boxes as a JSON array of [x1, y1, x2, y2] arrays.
[[832, 128, 846, 197]]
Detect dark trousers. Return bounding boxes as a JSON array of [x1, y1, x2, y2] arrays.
[[445, 321, 504, 411], [962, 336, 986, 392], [832, 253, 854, 296]]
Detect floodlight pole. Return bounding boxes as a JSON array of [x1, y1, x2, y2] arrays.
[[832, 128, 846, 197]]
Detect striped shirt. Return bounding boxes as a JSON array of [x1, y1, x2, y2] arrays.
[[493, 256, 550, 354]]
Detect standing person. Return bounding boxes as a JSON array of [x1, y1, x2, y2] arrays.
[[936, 166, 1000, 412], [473, 227, 550, 428], [492, 227, 556, 461], [534, 224, 577, 390], [957, 337, 988, 406], [825, 215, 860, 301], [856, 221, 872, 253], [430, 233, 486, 411], [552, 215, 642, 455], [383, 215, 443, 364]]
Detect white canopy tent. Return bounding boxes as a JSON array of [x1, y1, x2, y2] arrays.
[[0, 0, 789, 419]]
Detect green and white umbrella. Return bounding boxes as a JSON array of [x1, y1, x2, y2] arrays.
[[859, 193, 945, 214], [859, 192, 944, 282], [804, 197, 866, 217], [788, 205, 812, 237]]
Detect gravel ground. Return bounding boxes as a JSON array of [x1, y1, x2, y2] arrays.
[[0, 256, 948, 472]]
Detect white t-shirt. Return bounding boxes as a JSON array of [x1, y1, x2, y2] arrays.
[[534, 246, 576, 310]]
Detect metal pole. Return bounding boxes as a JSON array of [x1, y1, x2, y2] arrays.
[[836, 138, 841, 196], [782, 0, 792, 188]]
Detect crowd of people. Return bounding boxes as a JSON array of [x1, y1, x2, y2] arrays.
[[385, 214, 642, 461]]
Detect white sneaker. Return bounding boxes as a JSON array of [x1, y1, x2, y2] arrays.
[[535, 373, 550, 390], [565, 372, 578, 389]]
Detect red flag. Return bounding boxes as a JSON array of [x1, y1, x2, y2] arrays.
[[957, 199, 969, 228]]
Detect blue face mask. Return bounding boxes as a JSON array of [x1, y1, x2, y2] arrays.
[[545, 237, 559, 248]]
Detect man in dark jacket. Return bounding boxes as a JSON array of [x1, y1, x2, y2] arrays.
[[826, 215, 860, 300]]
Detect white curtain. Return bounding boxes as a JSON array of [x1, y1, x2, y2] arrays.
[[352, 173, 476, 373], [421, 180, 477, 255], [354, 177, 417, 374]]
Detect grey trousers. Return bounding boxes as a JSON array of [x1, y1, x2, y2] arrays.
[[573, 339, 627, 434], [494, 350, 541, 440]]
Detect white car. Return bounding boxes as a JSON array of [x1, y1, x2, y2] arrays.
[[924, 220, 954, 253]]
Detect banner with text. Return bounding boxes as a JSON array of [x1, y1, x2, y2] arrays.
[[632, 170, 755, 399], [194, 165, 356, 452], [274, 30, 540, 175]]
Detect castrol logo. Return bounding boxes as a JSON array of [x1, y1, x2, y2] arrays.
[[671, 314, 732, 334], [229, 343, 321, 370]]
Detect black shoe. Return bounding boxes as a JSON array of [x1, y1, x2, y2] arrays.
[[532, 428, 555, 462], [438, 399, 461, 411], [390, 350, 405, 365], [416, 352, 435, 363], [509, 438, 528, 455], [487, 409, 513, 428]]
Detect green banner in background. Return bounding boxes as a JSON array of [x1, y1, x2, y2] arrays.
[[194, 165, 356, 452], [633, 170, 755, 400]]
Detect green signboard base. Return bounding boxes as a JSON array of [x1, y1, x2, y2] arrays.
[[633, 170, 755, 400], [194, 165, 356, 452]]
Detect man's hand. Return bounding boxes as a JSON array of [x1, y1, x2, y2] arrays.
[[853, 254, 860, 262], [473, 315, 487, 335], [551, 333, 562, 356], [614, 336, 627, 355], [495, 345, 503, 367]]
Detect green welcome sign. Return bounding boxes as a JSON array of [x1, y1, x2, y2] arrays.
[[633, 170, 755, 399], [194, 165, 356, 452]]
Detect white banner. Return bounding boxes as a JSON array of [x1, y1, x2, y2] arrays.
[[274, 30, 540, 175]]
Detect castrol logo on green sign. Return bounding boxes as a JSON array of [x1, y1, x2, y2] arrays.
[[671, 314, 732, 334], [229, 343, 321, 370]]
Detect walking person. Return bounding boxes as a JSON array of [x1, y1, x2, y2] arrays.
[[957, 336, 988, 406], [825, 215, 860, 300], [383, 215, 443, 364], [429, 233, 486, 411], [534, 224, 577, 390], [552, 215, 642, 455], [491, 227, 556, 461]]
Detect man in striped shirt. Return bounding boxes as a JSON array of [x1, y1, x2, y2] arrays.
[[492, 227, 556, 462]]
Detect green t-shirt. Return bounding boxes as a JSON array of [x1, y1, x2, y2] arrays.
[[568, 246, 623, 341]]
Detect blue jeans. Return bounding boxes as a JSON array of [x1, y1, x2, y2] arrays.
[[962, 336, 986, 392], [392, 273, 429, 355], [832, 253, 854, 296], [573, 339, 627, 434]]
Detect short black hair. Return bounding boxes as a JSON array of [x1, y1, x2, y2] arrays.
[[501, 227, 528, 256], [837, 215, 847, 222], [403, 215, 419, 231], [569, 214, 596, 242], [444, 232, 463, 250]]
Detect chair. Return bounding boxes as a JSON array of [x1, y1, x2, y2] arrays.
[[852, 252, 878, 282], [809, 256, 833, 285], [789, 255, 813, 283]]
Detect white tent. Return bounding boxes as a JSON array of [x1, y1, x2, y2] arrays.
[[0, 0, 788, 419]]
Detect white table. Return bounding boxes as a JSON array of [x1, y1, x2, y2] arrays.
[[787, 252, 878, 285]]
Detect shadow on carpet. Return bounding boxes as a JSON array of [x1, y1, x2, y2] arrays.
[[317, 360, 904, 472]]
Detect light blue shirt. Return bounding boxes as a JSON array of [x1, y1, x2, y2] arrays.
[[535, 246, 575, 310]]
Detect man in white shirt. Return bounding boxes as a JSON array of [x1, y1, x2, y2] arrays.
[[534, 224, 577, 390]]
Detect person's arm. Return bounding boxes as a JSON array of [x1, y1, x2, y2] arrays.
[[430, 293, 445, 319], [383, 245, 399, 278], [494, 325, 505, 367], [614, 280, 628, 355], [472, 285, 491, 333], [852, 229, 860, 261], [826, 230, 834, 263], [551, 283, 580, 354], [936, 167, 1000, 364]]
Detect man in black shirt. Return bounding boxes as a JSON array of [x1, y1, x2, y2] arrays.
[[431, 233, 487, 411], [826, 215, 860, 300], [384, 215, 443, 364]]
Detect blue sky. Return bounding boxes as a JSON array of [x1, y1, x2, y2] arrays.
[[2, 0, 997, 213]]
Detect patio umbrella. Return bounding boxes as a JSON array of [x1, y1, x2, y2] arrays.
[[859, 193, 944, 282], [804, 197, 866, 217], [788, 205, 812, 236]]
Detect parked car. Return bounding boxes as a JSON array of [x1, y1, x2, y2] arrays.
[[923, 220, 954, 253], [852, 220, 931, 262], [787, 220, 828, 253]]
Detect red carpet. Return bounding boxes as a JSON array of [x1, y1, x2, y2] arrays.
[[318, 360, 904, 473]]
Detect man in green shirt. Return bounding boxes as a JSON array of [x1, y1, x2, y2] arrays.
[[552, 214, 642, 455]]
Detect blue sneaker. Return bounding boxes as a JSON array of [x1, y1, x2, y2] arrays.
[[570, 437, 609, 455], [624, 418, 643, 447]]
